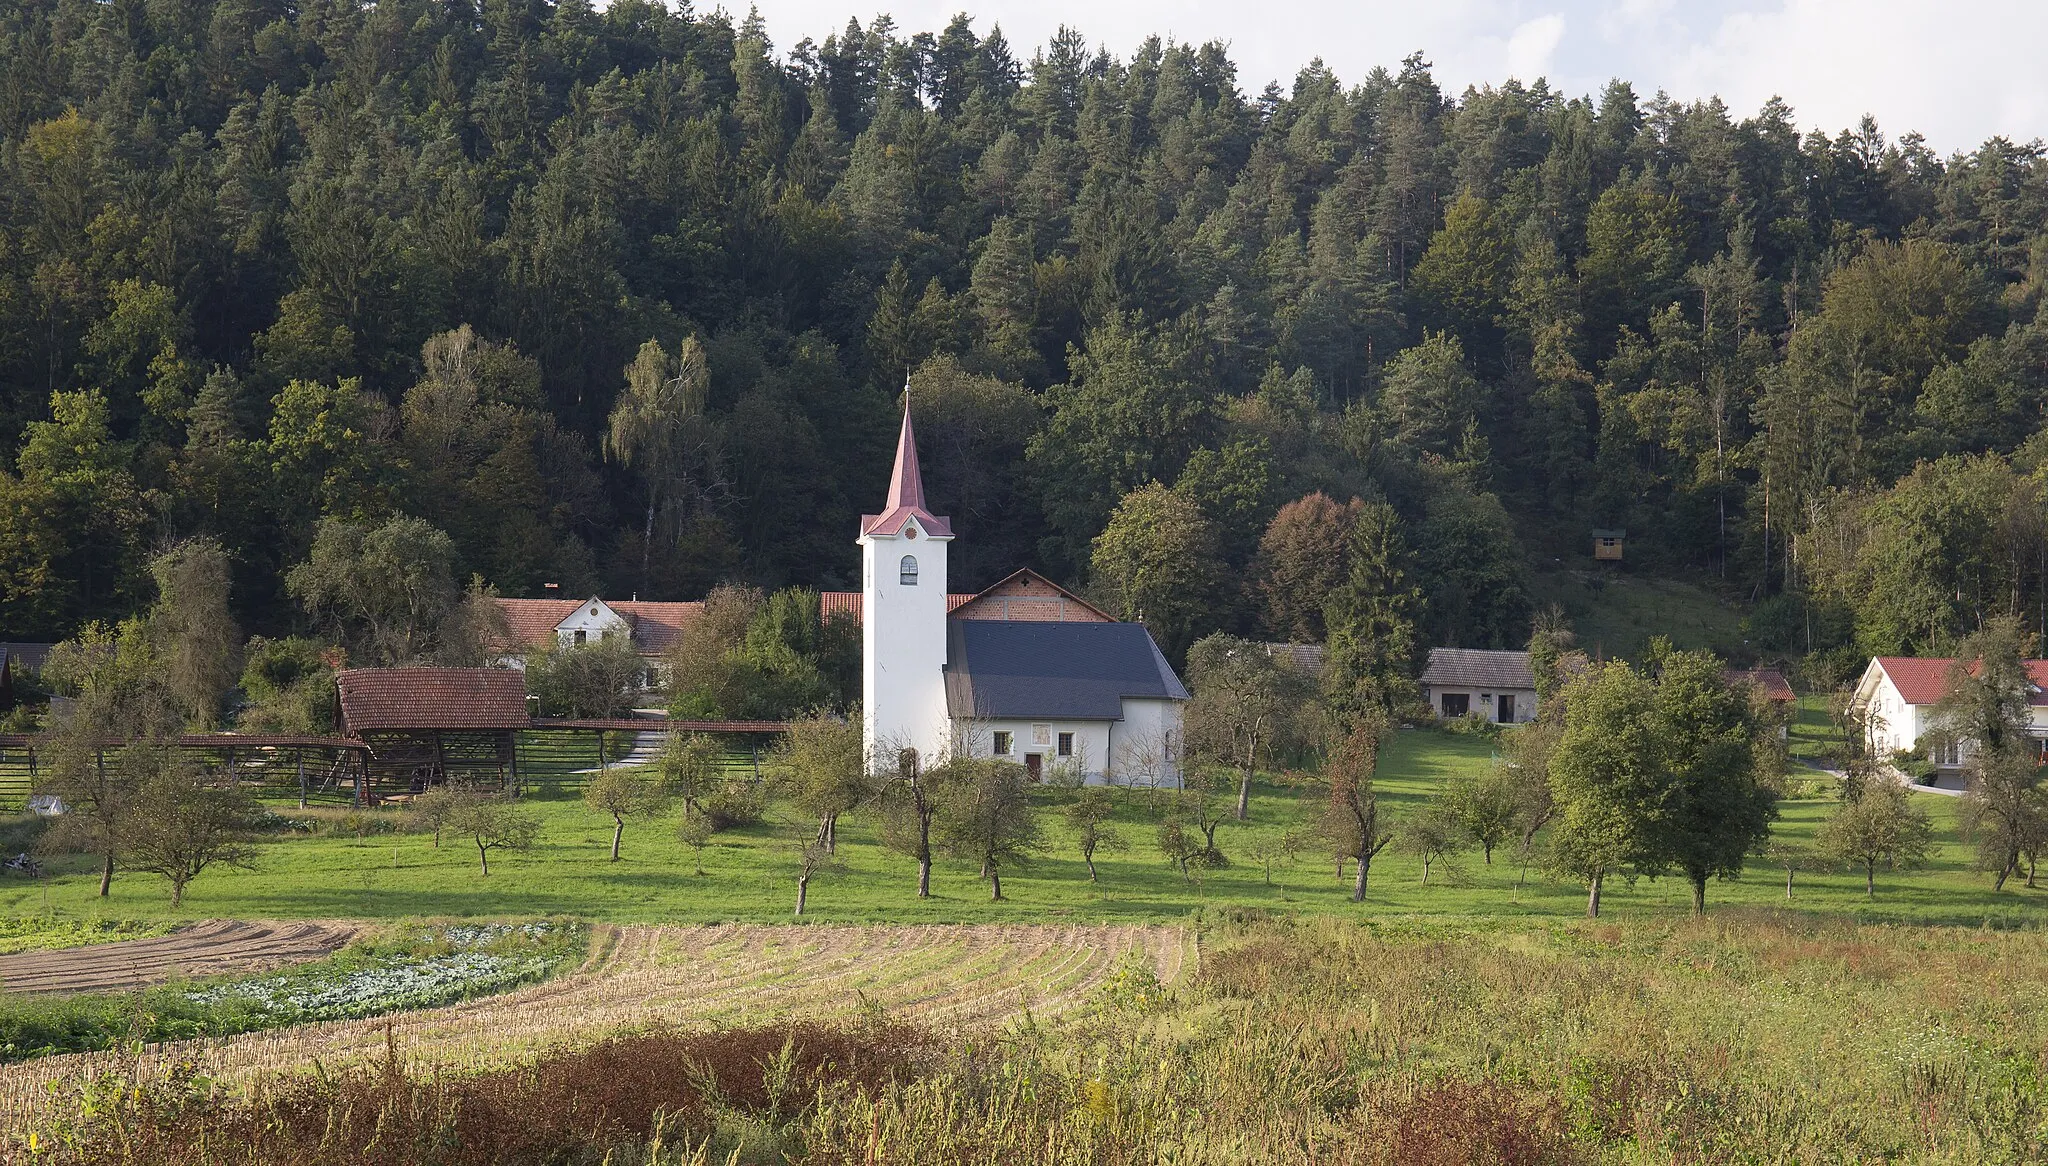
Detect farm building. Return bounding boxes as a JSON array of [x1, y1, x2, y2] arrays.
[[334, 667, 531, 797], [1419, 648, 1538, 724], [1591, 529, 1625, 561]]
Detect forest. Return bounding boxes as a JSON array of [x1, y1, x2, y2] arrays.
[[3, 0, 2047, 676]]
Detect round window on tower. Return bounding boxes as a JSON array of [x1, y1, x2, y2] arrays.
[[900, 555, 919, 586]]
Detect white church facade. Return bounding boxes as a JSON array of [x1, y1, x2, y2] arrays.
[[859, 403, 1188, 784]]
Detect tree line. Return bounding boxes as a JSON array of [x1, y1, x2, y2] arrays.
[[5, 1, 2048, 667]]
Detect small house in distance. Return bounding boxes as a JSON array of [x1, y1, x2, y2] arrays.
[[1591, 528, 1625, 561], [1419, 648, 1538, 724]]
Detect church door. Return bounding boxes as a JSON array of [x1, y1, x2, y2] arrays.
[[1025, 754, 1042, 782]]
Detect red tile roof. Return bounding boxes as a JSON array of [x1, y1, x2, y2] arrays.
[[335, 668, 530, 732], [1723, 668, 1796, 702], [820, 592, 973, 623], [495, 598, 704, 655], [1874, 657, 2048, 706]]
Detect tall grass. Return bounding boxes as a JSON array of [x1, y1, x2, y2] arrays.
[[22, 911, 2048, 1163]]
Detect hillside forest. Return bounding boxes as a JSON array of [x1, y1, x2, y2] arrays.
[[4, 0, 2048, 682]]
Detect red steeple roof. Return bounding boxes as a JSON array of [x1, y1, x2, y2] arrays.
[[861, 397, 952, 538]]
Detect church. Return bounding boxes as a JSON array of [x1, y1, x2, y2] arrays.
[[859, 402, 1188, 783]]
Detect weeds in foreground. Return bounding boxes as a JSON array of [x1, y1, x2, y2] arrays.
[[20, 910, 2048, 1164]]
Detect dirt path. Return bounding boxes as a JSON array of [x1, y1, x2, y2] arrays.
[[0, 922, 1190, 1119], [0, 920, 357, 996]]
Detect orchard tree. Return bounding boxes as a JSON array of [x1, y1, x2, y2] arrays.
[[1320, 715, 1397, 901], [584, 768, 669, 860], [778, 712, 870, 853], [879, 746, 951, 898], [1648, 649, 1779, 915], [1441, 768, 1519, 863], [445, 792, 540, 875], [1546, 660, 1662, 918], [116, 762, 261, 907], [1184, 634, 1312, 820], [657, 733, 726, 819], [36, 620, 181, 896], [1931, 617, 2048, 889], [1064, 787, 1128, 881], [934, 758, 1043, 901], [1399, 799, 1467, 886], [1816, 781, 1933, 897]]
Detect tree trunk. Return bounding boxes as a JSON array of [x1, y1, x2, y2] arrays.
[[1235, 766, 1251, 821], [1785, 865, 1794, 899], [610, 817, 624, 861], [1994, 851, 2016, 891], [170, 879, 184, 908], [1689, 874, 1706, 916], [917, 854, 931, 898], [1420, 856, 1431, 886], [1351, 853, 1369, 901], [1084, 850, 1098, 882], [478, 839, 490, 876], [642, 492, 656, 587], [1586, 870, 1603, 918], [795, 875, 808, 916], [1482, 842, 1492, 865], [1866, 861, 1876, 898], [98, 853, 113, 897], [989, 867, 1002, 901]]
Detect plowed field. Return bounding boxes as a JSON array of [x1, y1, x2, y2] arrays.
[[0, 922, 1189, 1120], [0, 920, 356, 995]]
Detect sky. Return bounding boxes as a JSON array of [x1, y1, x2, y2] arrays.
[[735, 0, 2048, 155]]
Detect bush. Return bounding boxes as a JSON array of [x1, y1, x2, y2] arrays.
[[702, 783, 767, 830]]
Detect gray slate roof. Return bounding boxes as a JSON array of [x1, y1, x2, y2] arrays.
[[1419, 647, 1536, 690], [945, 620, 1190, 721]]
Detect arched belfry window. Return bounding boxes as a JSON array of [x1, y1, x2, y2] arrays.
[[900, 555, 919, 586]]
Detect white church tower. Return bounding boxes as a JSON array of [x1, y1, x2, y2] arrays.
[[859, 400, 953, 771]]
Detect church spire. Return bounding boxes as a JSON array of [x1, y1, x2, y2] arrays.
[[884, 386, 927, 513], [859, 388, 952, 538]]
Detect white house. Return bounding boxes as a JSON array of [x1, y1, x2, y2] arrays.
[[859, 402, 1188, 783], [1849, 656, 2048, 777], [1419, 648, 1538, 724]]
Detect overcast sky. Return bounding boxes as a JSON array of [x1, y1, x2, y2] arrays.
[[735, 0, 2046, 155]]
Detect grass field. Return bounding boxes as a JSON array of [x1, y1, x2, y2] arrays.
[[1529, 565, 1750, 663], [0, 729, 2036, 929]]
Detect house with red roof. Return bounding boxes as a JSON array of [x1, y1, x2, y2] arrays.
[[1849, 656, 2048, 774]]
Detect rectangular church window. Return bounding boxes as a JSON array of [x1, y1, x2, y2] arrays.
[[992, 731, 1012, 755]]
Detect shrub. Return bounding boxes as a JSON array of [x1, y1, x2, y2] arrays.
[[702, 783, 767, 830]]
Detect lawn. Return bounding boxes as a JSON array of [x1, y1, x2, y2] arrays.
[[0, 728, 2037, 929]]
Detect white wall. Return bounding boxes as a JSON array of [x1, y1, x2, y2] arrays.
[[1426, 686, 1538, 724], [554, 601, 630, 646], [966, 719, 1113, 781], [862, 525, 953, 769], [955, 698, 1185, 787]]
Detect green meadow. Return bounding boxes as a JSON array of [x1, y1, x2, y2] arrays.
[[0, 729, 2036, 928]]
